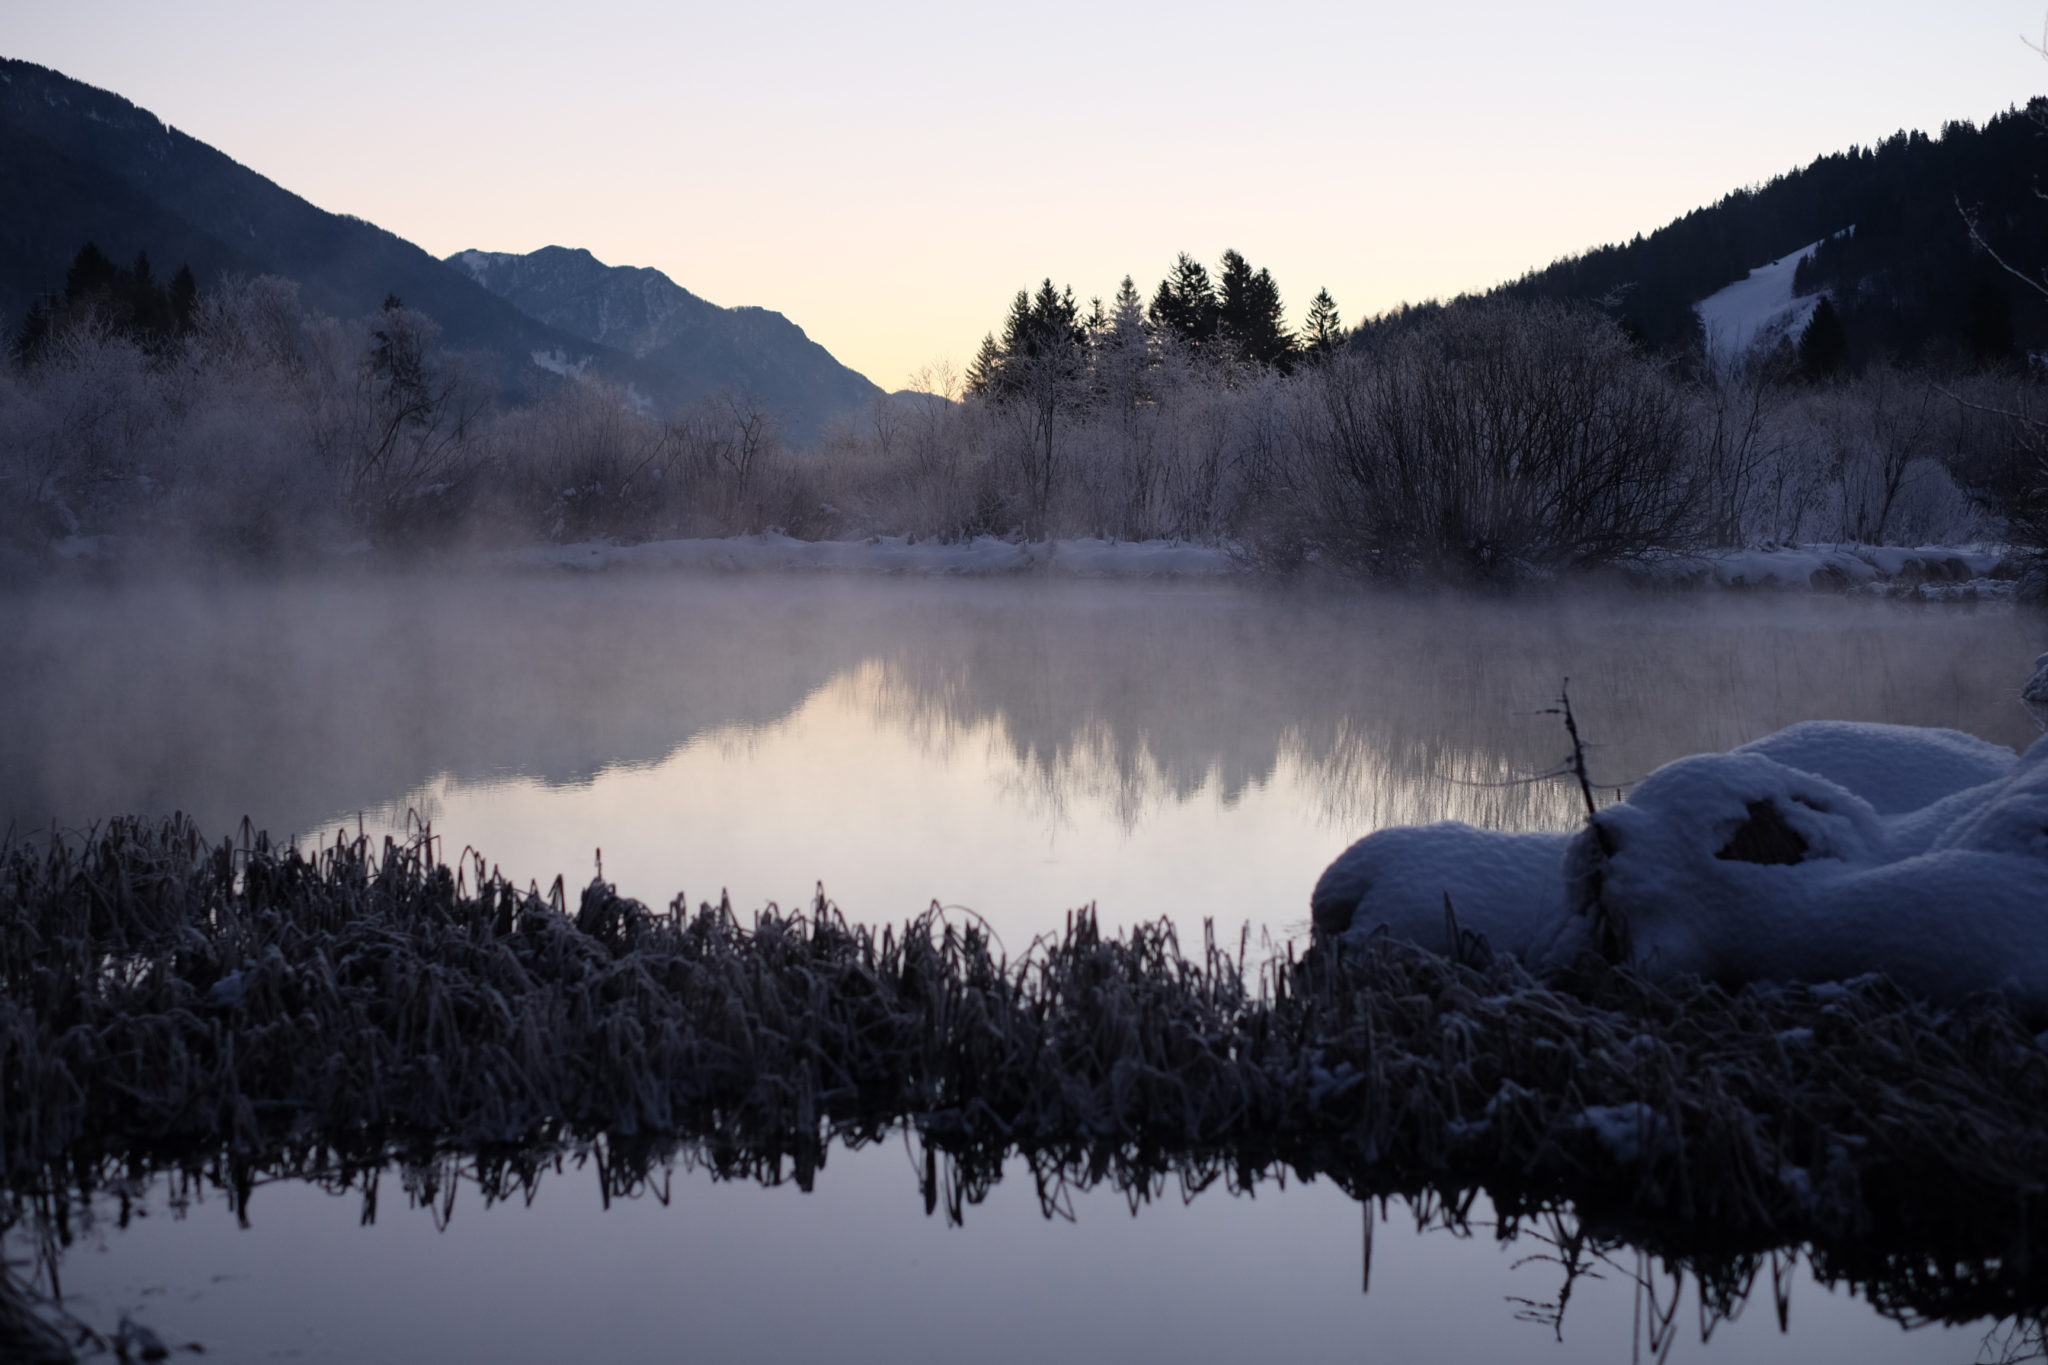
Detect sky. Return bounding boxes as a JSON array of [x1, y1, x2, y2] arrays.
[[9, 1, 2048, 391]]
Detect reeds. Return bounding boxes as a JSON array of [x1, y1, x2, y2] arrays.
[[5, 816, 2048, 1332]]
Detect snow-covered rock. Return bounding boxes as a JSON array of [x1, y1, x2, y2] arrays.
[[1315, 714, 2048, 1008]]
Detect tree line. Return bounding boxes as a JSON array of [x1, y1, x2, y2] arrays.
[[966, 250, 1344, 400], [13, 243, 200, 362], [1, 237, 2042, 586]]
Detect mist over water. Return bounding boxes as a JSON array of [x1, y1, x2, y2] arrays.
[[2, 571, 2038, 946]]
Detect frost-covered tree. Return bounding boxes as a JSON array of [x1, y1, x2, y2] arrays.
[[1092, 275, 1153, 412]]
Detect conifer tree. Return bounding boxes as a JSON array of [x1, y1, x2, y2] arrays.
[[1094, 274, 1153, 409], [1230, 260, 1295, 371], [170, 266, 199, 335], [11, 298, 53, 363], [966, 281, 1088, 401], [1216, 249, 1256, 348], [1302, 288, 1344, 358], [1796, 296, 1847, 381], [64, 243, 116, 303], [965, 331, 1005, 398], [1149, 254, 1219, 356]]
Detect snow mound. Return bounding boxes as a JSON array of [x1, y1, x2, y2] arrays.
[[505, 534, 1237, 579], [1316, 714, 2048, 1007], [1694, 234, 1842, 372], [1732, 721, 2016, 815], [1311, 826, 1570, 958]]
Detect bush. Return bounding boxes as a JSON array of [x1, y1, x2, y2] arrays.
[[1283, 302, 1698, 582]]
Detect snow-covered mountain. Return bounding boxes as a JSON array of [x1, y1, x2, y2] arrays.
[[450, 246, 881, 442]]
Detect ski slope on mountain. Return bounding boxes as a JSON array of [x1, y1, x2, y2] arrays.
[[1694, 237, 1835, 371]]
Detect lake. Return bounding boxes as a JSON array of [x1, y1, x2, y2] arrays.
[[3, 570, 2042, 1361]]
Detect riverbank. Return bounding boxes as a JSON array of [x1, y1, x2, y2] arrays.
[[504, 534, 2032, 598]]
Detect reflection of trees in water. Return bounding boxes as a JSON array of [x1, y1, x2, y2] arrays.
[[0, 575, 875, 836], [852, 589, 2042, 835], [8, 1139, 2037, 1363], [2, 576, 2037, 845]]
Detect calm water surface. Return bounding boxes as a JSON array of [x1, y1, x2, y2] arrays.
[[3, 571, 2042, 1361], [44, 1144, 1984, 1365]]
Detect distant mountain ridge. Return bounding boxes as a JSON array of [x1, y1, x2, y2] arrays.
[[0, 57, 625, 398], [0, 57, 882, 442], [449, 246, 882, 440]]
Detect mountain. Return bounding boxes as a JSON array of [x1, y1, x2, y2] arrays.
[[449, 246, 882, 442], [0, 57, 641, 398], [0, 57, 882, 440], [1437, 104, 2048, 368]]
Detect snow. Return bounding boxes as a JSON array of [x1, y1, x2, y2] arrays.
[[2026, 653, 2048, 728], [529, 348, 591, 379], [506, 533, 2017, 592], [1577, 1102, 1671, 1164], [1628, 543, 2011, 594], [505, 534, 1238, 579], [1694, 234, 1844, 372], [1731, 721, 2016, 815], [1318, 700, 2048, 1007], [1311, 826, 1570, 958]]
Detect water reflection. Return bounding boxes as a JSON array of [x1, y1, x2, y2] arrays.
[[6, 1136, 2000, 1365], [1, 575, 2039, 941]]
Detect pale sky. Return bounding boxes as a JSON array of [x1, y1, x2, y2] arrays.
[[10, 1, 2047, 390]]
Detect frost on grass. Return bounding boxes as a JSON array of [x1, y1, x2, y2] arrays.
[[5, 814, 2048, 1342]]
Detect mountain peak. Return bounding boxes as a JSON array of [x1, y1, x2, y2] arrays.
[[450, 245, 879, 440]]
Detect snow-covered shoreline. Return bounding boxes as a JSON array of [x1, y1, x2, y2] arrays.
[[500, 533, 1240, 579], [499, 532, 2031, 598], [1618, 542, 2020, 598]]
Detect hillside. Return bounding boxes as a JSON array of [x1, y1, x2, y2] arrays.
[[1479, 104, 2048, 367], [0, 58, 639, 400], [0, 58, 881, 441], [450, 246, 882, 442]]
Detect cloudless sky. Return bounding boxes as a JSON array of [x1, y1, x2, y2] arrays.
[[10, 2, 2048, 389]]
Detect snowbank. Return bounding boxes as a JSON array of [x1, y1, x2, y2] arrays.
[[504, 534, 1238, 579], [1317, 711, 2048, 1006], [1625, 543, 2014, 597]]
